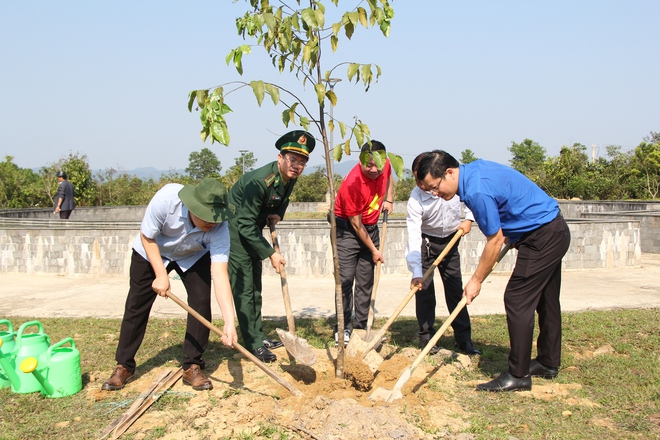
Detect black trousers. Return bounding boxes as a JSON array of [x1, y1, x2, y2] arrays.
[[115, 250, 212, 373], [505, 215, 571, 377], [417, 234, 472, 344], [335, 221, 380, 331], [59, 210, 72, 219]]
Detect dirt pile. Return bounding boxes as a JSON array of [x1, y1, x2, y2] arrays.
[[89, 345, 592, 439]]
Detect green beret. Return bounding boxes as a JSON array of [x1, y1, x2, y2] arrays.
[[275, 130, 316, 158]]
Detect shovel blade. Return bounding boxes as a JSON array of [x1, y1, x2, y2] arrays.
[[276, 328, 317, 366]]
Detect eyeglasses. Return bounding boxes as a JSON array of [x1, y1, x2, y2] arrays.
[[428, 175, 445, 194], [284, 155, 307, 169]]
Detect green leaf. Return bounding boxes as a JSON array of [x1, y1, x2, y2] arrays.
[[196, 90, 208, 107], [314, 8, 325, 28], [343, 139, 351, 156], [211, 121, 230, 146], [314, 83, 326, 105], [220, 103, 233, 116], [328, 119, 334, 133], [333, 144, 343, 162], [339, 121, 346, 138], [373, 149, 385, 169], [250, 80, 265, 107], [262, 12, 276, 30], [326, 89, 337, 107], [347, 63, 359, 82], [357, 7, 368, 27], [331, 35, 338, 52], [281, 108, 291, 127], [388, 152, 405, 179], [353, 126, 364, 147], [200, 128, 209, 143], [361, 64, 372, 86], [332, 22, 341, 35], [233, 50, 244, 75], [347, 11, 358, 25], [264, 83, 280, 105], [301, 8, 317, 28], [344, 21, 354, 39], [187, 91, 196, 112], [288, 102, 298, 125], [300, 116, 310, 131]]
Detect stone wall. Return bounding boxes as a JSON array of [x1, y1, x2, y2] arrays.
[[0, 217, 642, 277]]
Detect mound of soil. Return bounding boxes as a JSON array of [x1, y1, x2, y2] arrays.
[[89, 345, 590, 439]]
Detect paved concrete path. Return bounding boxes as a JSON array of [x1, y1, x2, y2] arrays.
[[1, 255, 659, 321]]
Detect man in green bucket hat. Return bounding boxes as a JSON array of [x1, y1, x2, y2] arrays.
[[102, 177, 238, 391], [228, 130, 315, 363]]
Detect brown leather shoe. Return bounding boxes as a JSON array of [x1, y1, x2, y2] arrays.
[[101, 365, 135, 391], [182, 364, 213, 391]]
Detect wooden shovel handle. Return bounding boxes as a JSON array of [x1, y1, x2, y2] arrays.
[[164, 290, 302, 397], [366, 210, 388, 339], [268, 220, 296, 334], [412, 242, 513, 371], [362, 228, 465, 357]]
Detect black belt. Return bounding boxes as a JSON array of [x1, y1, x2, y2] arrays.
[[422, 233, 454, 244]]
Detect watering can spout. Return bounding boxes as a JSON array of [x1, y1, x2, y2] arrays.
[[0, 338, 20, 389], [20, 356, 55, 395]]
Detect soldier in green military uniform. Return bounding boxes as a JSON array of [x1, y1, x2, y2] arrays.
[[228, 130, 315, 362]]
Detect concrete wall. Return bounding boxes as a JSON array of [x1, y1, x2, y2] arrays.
[[0, 217, 642, 277]]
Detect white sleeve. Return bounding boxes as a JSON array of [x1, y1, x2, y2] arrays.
[[209, 222, 231, 263], [405, 195, 425, 279], [463, 203, 475, 222]]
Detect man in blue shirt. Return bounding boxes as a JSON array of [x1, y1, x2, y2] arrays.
[[102, 177, 238, 392], [417, 150, 571, 392]]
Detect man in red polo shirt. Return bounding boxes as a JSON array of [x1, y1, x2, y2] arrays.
[[333, 140, 394, 345]]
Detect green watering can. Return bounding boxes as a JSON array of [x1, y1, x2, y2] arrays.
[[20, 337, 82, 398], [0, 319, 16, 389], [10, 320, 51, 394]]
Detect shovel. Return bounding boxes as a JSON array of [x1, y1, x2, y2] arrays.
[[374, 242, 512, 402], [365, 210, 388, 341], [164, 290, 302, 397], [358, 228, 465, 359], [268, 220, 317, 366]]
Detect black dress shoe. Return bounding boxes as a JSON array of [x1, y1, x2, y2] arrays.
[[476, 371, 532, 392], [263, 338, 283, 349], [529, 359, 559, 379], [252, 346, 277, 363], [455, 340, 482, 356]]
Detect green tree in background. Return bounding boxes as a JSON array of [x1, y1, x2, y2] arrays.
[[0, 156, 48, 208], [394, 168, 415, 201], [221, 151, 258, 189], [509, 138, 546, 182], [632, 141, 660, 199], [290, 167, 343, 202], [186, 147, 222, 181], [460, 149, 478, 164]]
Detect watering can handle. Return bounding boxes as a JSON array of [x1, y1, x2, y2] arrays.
[[0, 319, 13, 334], [14, 321, 47, 352], [46, 337, 76, 358]]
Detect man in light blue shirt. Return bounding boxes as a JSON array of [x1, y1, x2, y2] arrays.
[[103, 177, 238, 392], [418, 151, 570, 393]]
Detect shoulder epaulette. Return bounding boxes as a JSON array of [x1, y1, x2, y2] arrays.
[[264, 173, 277, 187]]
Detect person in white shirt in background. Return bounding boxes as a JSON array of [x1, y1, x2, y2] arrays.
[[405, 152, 481, 356]]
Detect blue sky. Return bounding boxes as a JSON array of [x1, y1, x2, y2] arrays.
[[1, 1, 658, 174]]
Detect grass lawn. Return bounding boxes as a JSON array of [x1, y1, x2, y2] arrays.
[[1, 309, 659, 439]]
